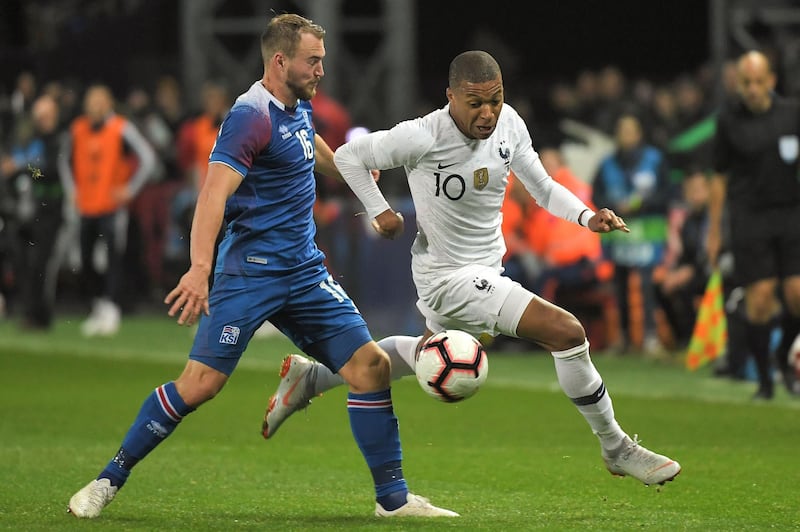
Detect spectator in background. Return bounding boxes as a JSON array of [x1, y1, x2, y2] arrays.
[[654, 168, 712, 349], [500, 169, 542, 290], [170, 80, 230, 278], [153, 75, 186, 140], [124, 86, 177, 298], [184, 80, 230, 192], [503, 148, 609, 296], [574, 69, 600, 126], [548, 82, 582, 123], [720, 59, 740, 100], [0, 94, 66, 329], [59, 84, 156, 336], [593, 66, 629, 135], [310, 88, 351, 187], [593, 112, 672, 354], [56, 78, 82, 127], [649, 85, 681, 152], [529, 148, 610, 296], [310, 88, 352, 202], [40, 80, 64, 109], [124, 87, 171, 182], [673, 75, 708, 132], [11, 71, 37, 119], [311, 87, 351, 155], [8, 71, 37, 145], [151, 75, 195, 283], [309, 87, 354, 279], [709, 50, 800, 399], [501, 149, 614, 348], [630, 78, 655, 123]]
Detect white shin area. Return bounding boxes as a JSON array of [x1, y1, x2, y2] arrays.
[[377, 335, 421, 379], [551, 340, 625, 451], [309, 335, 421, 395]]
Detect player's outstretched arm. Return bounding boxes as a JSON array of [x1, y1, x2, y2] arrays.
[[334, 135, 393, 216], [165, 163, 242, 325], [313, 133, 342, 181]]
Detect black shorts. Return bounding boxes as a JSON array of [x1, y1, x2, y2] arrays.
[[730, 204, 800, 286]]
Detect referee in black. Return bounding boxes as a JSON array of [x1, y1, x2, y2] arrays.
[[708, 50, 800, 399]]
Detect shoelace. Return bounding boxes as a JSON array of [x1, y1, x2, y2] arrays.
[[409, 494, 432, 507], [617, 434, 641, 462], [88, 483, 112, 507]]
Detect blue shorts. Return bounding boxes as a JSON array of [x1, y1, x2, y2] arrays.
[[189, 262, 373, 375]]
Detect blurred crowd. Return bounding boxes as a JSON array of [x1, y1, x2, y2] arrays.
[[0, 53, 786, 386], [492, 63, 730, 356], [0, 69, 358, 337]]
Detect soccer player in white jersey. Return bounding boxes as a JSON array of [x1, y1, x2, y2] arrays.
[[263, 50, 681, 487]]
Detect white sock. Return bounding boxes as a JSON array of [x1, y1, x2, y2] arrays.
[[551, 340, 626, 452], [305, 335, 420, 395], [377, 335, 420, 379], [308, 363, 344, 396]]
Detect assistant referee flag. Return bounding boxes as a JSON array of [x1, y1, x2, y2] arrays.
[[686, 269, 727, 370]]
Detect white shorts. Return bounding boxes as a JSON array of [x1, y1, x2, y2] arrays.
[[414, 264, 534, 338]]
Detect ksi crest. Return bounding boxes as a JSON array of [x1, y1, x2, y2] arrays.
[[473, 168, 489, 190], [219, 325, 240, 345]]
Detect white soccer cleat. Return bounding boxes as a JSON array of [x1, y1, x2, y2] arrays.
[[80, 299, 103, 337], [602, 435, 681, 486], [95, 300, 121, 337], [261, 354, 317, 439], [67, 478, 118, 518], [80, 316, 103, 337], [375, 493, 459, 517], [81, 299, 119, 337]]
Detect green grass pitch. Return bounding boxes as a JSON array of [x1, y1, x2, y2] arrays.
[[1, 315, 799, 530]]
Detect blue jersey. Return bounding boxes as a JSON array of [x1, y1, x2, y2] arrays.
[[209, 81, 324, 275], [191, 81, 372, 375]]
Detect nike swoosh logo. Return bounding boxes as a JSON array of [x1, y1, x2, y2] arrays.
[[651, 460, 677, 472], [437, 162, 457, 169], [282, 378, 303, 407]]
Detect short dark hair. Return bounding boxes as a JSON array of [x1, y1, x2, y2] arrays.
[[448, 50, 502, 89], [261, 13, 326, 62]]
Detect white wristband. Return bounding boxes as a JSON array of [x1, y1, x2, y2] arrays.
[[578, 208, 593, 227]]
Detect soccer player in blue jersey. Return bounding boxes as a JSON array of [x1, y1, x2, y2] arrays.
[[68, 13, 456, 519]]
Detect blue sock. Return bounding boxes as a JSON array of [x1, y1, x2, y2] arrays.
[[347, 389, 409, 511], [98, 381, 195, 488]]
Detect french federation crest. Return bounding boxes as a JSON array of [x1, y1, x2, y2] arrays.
[[473, 168, 489, 190], [498, 141, 511, 172], [219, 325, 240, 345]]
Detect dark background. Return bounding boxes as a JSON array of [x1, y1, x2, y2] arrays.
[[0, 0, 710, 99], [416, 1, 709, 82]]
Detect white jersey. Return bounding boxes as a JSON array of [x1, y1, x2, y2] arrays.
[[334, 102, 592, 284]]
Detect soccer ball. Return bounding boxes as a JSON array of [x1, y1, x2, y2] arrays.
[[415, 330, 488, 402]]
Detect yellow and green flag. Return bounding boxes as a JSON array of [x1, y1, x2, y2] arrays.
[[686, 269, 727, 370]]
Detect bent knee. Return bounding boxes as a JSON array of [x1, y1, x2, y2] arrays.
[[518, 296, 586, 351], [341, 343, 391, 392], [554, 312, 587, 350], [175, 362, 228, 407], [538, 310, 586, 352]]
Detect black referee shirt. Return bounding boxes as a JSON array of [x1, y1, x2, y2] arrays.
[[713, 94, 800, 210]]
